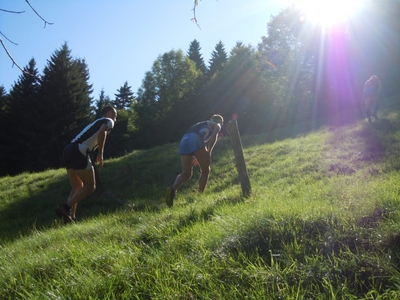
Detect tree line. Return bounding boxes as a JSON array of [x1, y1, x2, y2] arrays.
[[1, 1, 399, 176]]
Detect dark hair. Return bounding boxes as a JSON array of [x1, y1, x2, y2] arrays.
[[101, 105, 116, 116]]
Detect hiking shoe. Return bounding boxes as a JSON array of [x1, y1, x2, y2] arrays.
[[165, 186, 175, 207], [55, 204, 73, 224]]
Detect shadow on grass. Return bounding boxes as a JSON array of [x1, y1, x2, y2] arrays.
[[0, 141, 228, 243], [0, 144, 181, 243], [2, 97, 399, 243], [0, 176, 69, 242], [215, 203, 399, 297]]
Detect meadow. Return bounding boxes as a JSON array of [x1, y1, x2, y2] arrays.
[[1, 97, 400, 299]]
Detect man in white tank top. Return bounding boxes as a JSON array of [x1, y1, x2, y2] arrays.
[[55, 106, 117, 223]]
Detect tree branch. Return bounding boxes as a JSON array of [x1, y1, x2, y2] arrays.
[[192, 0, 202, 30], [25, 0, 54, 28], [1, 1, 53, 79], [0, 37, 39, 78], [0, 31, 18, 45], [0, 8, 25, 14]]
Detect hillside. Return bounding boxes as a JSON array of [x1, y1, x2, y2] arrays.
[[1, 97, 400, 299]]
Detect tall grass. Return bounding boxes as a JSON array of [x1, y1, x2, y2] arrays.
[[1, 97, 400, 299]]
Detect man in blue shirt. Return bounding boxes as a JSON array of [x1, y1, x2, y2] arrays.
[[166, 114, 224, 207]]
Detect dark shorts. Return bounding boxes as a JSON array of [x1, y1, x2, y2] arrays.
[[363, 87, 379, 109], [179, 133, 205, 155], [63, 143, 91, 170], [363, 87, 377, 99]]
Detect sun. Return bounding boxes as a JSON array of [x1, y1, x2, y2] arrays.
[[292, 0, 365, 27]]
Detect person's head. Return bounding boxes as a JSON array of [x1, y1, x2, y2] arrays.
[[102, 105, 117, 122], [209, 114, 224, 127]]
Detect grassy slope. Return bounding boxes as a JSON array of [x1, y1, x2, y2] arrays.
[[1, 97, 400, 299]]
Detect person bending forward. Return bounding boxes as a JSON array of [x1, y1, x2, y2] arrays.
[[165, 114, 224, 207], [55, 106, 117, 223]]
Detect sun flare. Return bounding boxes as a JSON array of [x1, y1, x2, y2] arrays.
[[290, 0, 365, 27]]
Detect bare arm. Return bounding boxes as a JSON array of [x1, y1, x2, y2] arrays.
[[378, 79, 382, 94], [206, 124, 221, 156], [96, 124, 109, 169]]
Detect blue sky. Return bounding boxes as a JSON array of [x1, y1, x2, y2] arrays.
[[1, 0, 285, 99]]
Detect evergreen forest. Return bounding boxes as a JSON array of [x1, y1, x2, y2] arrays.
[[1, 2, 399, 176]]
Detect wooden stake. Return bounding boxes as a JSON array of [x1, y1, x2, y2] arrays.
[[227, 119, 251, 197]]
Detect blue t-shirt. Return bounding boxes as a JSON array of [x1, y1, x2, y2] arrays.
[[185, 121, 213, 142]]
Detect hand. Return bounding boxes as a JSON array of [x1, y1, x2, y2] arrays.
[[192, 156, 199, 166], [96, 153, 104, 169]]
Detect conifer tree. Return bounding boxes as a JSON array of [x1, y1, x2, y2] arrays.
[[0, 86, 8, 113], [207, 40, 228, 80], [187, 39, 207, 74], [113, 81, 135, 110], [39, 42, 93, 168], [94, 89, 112, 118], [4, 59, 43, 173], [0, 86, 10, 175]]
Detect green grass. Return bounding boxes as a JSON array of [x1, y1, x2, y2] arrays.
[[1, 97, 400, 299]]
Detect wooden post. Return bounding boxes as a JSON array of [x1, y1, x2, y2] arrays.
[[227, 119, 251, 197]]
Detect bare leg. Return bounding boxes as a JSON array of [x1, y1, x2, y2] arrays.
[[172, 154, 193, 192], [66, 169, 83, 218], [373, 99, 379, 119], [70, 203, 78, 219], [66, 168, 96, 208], [193, 148, 211, 193]]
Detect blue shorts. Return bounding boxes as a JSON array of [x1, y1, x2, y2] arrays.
[[179, 133, 205, 155], [63, 143, 92, 170], [363, 87, 377, 99]]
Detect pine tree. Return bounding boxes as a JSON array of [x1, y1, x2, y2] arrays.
[[39, 42, 93, 168], [94, 89, 112, 118], [0, 86, 10, 175], [187, 39, 207, 74], [0, 86, 8, 113], [4, 59, 43, 173], [207, 40, 228, 80], [113, 81, 135, 110]]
